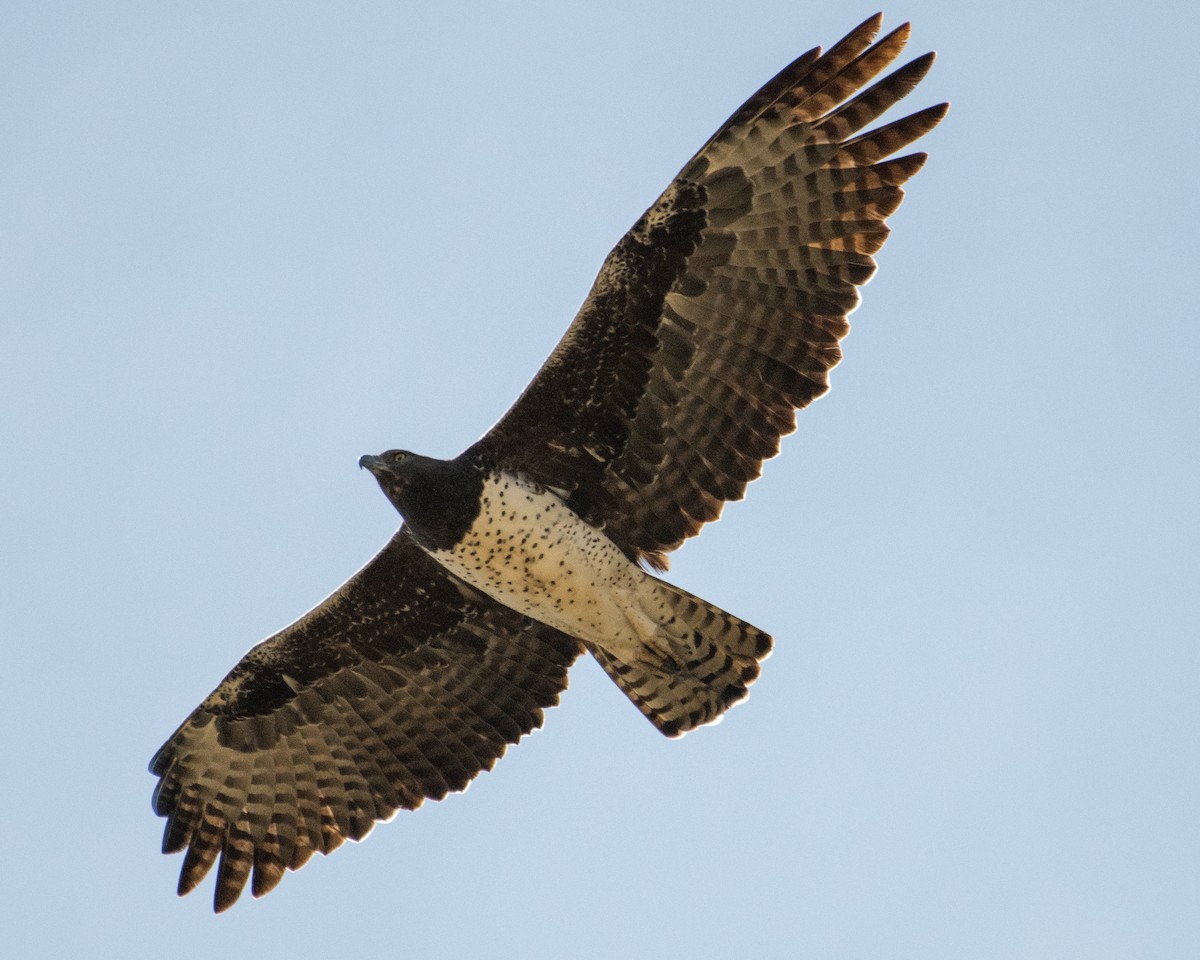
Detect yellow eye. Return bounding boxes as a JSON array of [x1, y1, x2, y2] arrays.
[[390, 451, 408, 463]]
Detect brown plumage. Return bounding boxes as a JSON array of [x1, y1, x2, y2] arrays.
[[151, 532, 579, 910], [473, 14, 946, 570], [150, 13, 946, 911]]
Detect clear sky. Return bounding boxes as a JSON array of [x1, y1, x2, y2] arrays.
[[3, 2, 1197, 957]]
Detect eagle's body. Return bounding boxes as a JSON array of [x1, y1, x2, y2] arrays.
[[150, 14, 947, 912], [366, 451, 770, 726], [425, 468, 683, 662]]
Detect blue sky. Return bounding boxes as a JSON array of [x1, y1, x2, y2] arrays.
[[3, 2, 1197, 957]]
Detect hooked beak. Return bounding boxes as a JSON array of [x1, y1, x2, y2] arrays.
[[358, 453, 387, 476]]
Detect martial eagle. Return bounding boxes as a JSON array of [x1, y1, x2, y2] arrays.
[[150, 13, 946, 911]]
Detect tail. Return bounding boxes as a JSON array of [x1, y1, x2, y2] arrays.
[[588, 579, 773, 737]]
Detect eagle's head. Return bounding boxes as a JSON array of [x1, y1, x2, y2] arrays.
[[359, 449, 426, 511], [359, 449, 479, 548]]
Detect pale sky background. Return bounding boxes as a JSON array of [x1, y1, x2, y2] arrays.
[[2, 2, 1197, 958]]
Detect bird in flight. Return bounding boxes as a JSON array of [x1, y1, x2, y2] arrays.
[[150, 13, 946, 911]]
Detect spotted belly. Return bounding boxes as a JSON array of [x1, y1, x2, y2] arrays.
[[427, 472, 663, 659]]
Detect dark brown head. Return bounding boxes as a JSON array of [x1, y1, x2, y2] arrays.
[[359, 449, 423, 510], [358, 449, 482, 550]]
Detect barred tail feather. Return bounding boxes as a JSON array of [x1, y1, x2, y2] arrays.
[[590, 581, 773, 737]]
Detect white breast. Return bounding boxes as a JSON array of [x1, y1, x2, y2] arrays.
[[427, 472, 658, 658]]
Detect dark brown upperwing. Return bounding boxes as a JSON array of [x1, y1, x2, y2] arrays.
[[149, 529, 580, 911], [471, 16, 946, 569]]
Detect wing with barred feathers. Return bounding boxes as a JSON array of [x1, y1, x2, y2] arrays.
[[149, 529, 580, 911], [472, 14, 946, 569]]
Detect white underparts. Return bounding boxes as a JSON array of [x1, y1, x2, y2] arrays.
[[428, 472, 681, 665]]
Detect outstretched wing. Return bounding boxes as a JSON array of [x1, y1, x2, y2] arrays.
[[472, 14, 947, 569], [150, 530, 580, 911]]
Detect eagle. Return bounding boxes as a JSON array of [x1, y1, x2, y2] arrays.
[[150, 13, 946, 911]]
